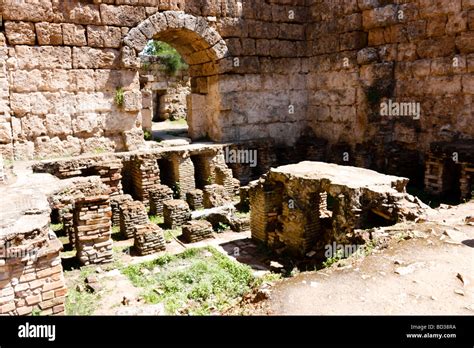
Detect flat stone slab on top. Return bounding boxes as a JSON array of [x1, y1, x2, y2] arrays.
[[270, 161, 408, 193]]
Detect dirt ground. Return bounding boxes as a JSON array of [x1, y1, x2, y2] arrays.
[[63, 202, 474, 316], [252, 202, 474, 315]]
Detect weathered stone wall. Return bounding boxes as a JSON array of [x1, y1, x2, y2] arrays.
[[306, 0, 474, 179], [0, 0, 311, 160], [139, 57, 191, 128]]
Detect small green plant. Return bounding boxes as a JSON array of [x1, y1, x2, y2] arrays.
[[144, 130, 153, 141], [50, 222, 64, 233], [114, 87, 124, 107], [93, 147, 107, 154], [206, 176, 213, 185], [216, 222, 230, 232], [31, 308, 42, 316], [172, 182, 181, 199]]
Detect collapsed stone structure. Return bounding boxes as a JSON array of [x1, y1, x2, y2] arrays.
[[0, 171, 88, 316], [182, 220, 214, 243], [249, 161, 427, 256]]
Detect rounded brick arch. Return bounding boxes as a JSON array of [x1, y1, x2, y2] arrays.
[[121, 11, 230, 141], [121, 11, 229, 77]]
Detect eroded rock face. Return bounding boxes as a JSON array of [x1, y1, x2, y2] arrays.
[[249, 161, 429, 256]]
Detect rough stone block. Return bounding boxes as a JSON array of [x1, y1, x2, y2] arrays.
[[123, 90, 143, 112], [5, 22, 36, 45], [35, 22, 63, 45], [87, 25, 122, 48], [62, 24, 87, 46]]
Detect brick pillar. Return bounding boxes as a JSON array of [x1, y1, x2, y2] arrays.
[[424, 155, 445, 195], [172, 154, 195, 198], [74, 195, 113, 265]]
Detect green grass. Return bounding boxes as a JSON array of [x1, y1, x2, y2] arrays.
[[65, 266, 102, 315], [121, 247, 255, 315], [235, 211, 250, 219], [143, 41, 189, 75], [149, 215, 164, 225]]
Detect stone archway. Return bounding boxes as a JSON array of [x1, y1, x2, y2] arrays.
[[121, 11, 229, 141]]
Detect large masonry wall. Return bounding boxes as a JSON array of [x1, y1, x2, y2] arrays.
[[307, 0, 474, 180], [0, 0, 311, 160]]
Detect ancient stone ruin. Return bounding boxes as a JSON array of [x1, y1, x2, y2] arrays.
[[249, 161, 427, 256], [0, 0, 473, 317]]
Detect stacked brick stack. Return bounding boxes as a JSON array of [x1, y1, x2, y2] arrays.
[[215, 165, 235, 196], [203, 184, 231, 208], [175, 155, 196, 198], [182, 220, 213, 243], [186, 189, 203, 210], [148, 184, 174, 216], [0, 155, 5, 183], [0, 223, 67, 316], [73, 192, 113, 265], [231, 217, 251, 232], [133, 223, 166, 256], [163, 200, 191, 229], [110, 194, 133, 226], [119, 200, 149, 239]]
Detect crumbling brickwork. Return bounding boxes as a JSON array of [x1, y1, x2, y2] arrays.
[[250, 161, 428, 256], [163, 199, 190, 229], [133, 223, 166, 255], [119, 200, 149, 239], [203, 184, 231, 208], [110, 194, 133, 226], [71, 179, 113, 265], [149, 184, 174, 215]]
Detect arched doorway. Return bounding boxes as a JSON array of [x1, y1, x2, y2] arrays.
[[121, 11, 229, 142]]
